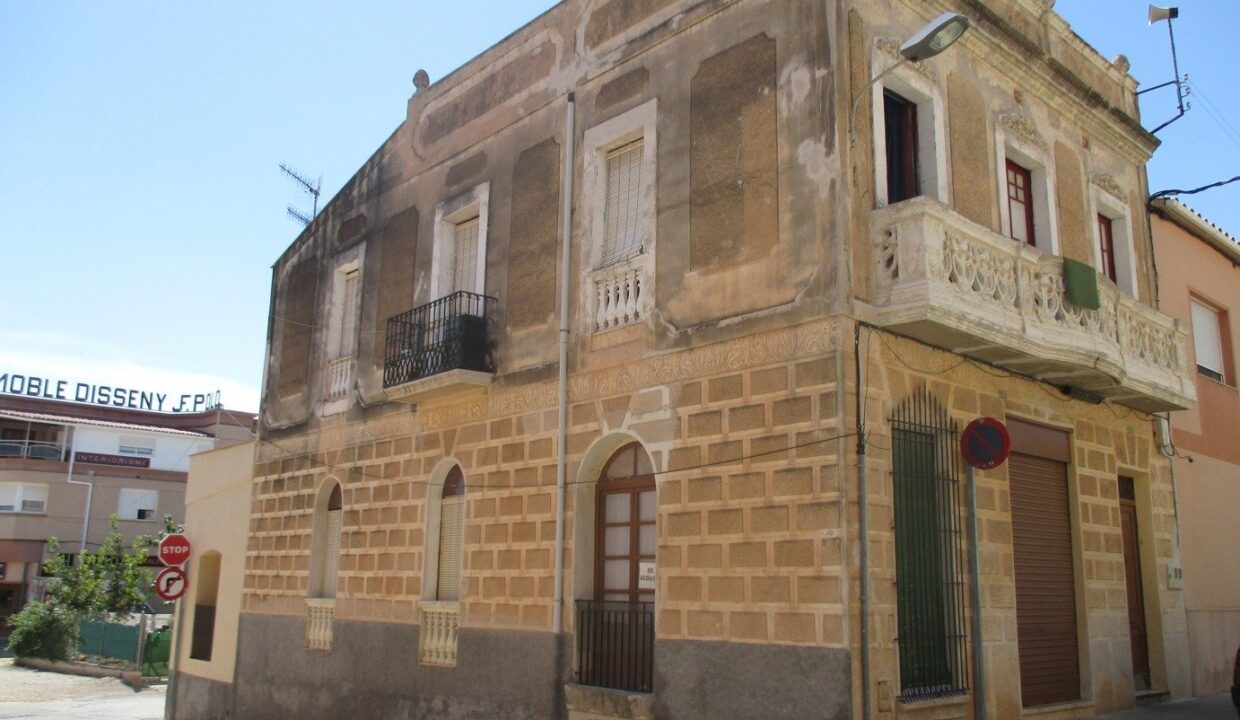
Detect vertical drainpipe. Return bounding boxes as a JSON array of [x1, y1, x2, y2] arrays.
[[553, 91, 576, 636], [855, 322, 871, 720], [64, 427, 94, 559]]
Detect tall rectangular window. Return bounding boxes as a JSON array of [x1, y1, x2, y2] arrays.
[[452, 218, 481, 294], [1006, 159, 1036, 246], [599, 140, 644, 268], [884, 90, 919, 203], [1097, 214, 1117, 283], [891, 391, 968, 700], [338, 269, 359, 357], [1191, 299, 1228, 383]]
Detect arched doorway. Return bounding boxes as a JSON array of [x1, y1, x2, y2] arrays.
[[594, 443, 656, 602]]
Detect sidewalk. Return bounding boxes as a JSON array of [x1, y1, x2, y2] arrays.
[[1083, 694, 1235, 720]]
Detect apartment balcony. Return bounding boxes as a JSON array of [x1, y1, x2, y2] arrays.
[[383, 291, 496, 403], [871, 198, 1194, 412], [0, 439, 67, 462]]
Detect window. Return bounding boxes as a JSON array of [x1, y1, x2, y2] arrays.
[[431, 183, 490, 301], [581, 99, 658, 333], [890, 390, 967, 700], [0, 483, 48, 514], [884, 91, 919, 203], [1005, 159, 1035, 246], [190, 551, 221, 661], [339, 269, 359, 355], [600, 140, 645, 267], [118, 488, 158, 521], [1191, 298, 1230, 383], [1097, 214, 1117, 283], [594, 443, 655, 603], [118, 436, 155, 457], [310, 483, 342, 599], [324, 257, 362, 407], [434, 468, 465, 601], [868, 54, 946, 207]]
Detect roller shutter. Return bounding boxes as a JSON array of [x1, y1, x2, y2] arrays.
[[1010, 452, 1080, 706]]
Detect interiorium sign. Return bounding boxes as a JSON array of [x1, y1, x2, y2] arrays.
[[0, 371, 221, 414]]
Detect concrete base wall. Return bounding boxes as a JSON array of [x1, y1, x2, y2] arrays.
[[232, 613, 568, 720], [1187, 609, 1240, 696], [173, 673, 235, 720], [652, 638, 851, 720]]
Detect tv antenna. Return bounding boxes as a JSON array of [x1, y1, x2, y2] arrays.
[[1138, 5, 1190, 134], [279, 162, 321, 227]]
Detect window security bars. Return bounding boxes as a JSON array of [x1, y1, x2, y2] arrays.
[[383, 291, 495, 388], [576, 599, 654, 693], [890, 388, 969, 700]]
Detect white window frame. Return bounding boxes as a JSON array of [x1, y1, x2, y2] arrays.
[[421, 461, 466, 603], [1190, 297, 1229, 384], [308, 479, 342, 600], [995, 125, 1059, 257], [0, 483, 48, 514], [322, 249, 364, 414], [431, 182, 490, 300], [118, 435, 155, 457], [117, 488, 158, 521], [1089, 186, 1138, 299], [580, 98, 658, 333], [869, 51, 948, 207]]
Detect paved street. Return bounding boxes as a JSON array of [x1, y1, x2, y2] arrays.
[[0, 659, 165, 720], [1082, 694, 1237, 720]]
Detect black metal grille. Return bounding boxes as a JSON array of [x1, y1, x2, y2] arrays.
[[890, 388, 969, 701], [383, 291, 495, 388], [576, 600, 654, 693]]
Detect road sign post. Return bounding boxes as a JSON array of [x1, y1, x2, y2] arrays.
[[154, 566, 188, 602], [158, 534, 192, 567]]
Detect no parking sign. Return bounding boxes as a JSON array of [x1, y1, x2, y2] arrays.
[[960, 417, 1011, 470]]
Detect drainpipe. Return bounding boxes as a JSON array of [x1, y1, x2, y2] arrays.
[[553, 91, 575, 635], [855, 322, 871, 720], [64, 427, 94, 559], [966, 465, 987, 720]]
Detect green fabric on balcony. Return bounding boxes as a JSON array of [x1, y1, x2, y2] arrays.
[[1063, 257, 1100, 310]]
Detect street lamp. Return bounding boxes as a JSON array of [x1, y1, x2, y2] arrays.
[[849, 12, 970, 145]]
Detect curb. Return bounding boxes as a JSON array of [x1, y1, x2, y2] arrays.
[[14, 657, 151, 689]]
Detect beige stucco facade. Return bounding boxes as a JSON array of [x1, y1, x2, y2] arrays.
[[1150, 199, 1240, 696], [204, 2, 1196, 719]]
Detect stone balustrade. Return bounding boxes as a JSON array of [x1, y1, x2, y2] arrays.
[[306, 598, 335, 651], [872, 197, 1194, 412], [418, 601, 460, 667], [325, 357, 352, 402], [591, 255, 645, 332]]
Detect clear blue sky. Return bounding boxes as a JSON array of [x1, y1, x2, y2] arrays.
[[1, 1, 1235, 412]]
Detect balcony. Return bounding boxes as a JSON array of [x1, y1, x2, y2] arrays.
[[383, 291, 496, 403], [417, 601, 460, 667], [0, 440, 66, 461], [324, 357, 352, 402], [305, 598, 334, 651], [871, 198, 1194, 412]]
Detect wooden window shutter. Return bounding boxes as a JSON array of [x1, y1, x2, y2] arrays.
[[436, 496, 464, 601], [600, 140, 644, 267], [453, 219, 481, 294], [339, 269, 359, 356], [323, 508, 342, 598], [1190, 300, 1225, 378]]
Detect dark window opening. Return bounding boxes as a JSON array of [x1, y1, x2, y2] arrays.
[[1005, 159, 1036, 246], [1098, 214, 1117, 283], [885, 90, 920, 203]]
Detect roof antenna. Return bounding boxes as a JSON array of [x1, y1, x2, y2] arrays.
[[1138, 5, 1190, 134], [279, 163, 321, 227]]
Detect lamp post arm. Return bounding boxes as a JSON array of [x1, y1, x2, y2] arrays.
[[849, 57, 909, 147]]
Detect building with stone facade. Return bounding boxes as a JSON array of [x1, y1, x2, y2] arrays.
[[189, 1, 1197, 718], [1149, 198, 1240, 699]]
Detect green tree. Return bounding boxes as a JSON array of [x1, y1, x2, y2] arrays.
[[43, 515, 155, 620]]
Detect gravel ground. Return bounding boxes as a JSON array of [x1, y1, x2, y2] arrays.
[[0, 658, 165, 720]]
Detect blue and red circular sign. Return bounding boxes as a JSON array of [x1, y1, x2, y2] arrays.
[[960, 417, 1011, 470]]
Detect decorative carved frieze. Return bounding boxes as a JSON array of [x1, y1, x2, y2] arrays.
[[1090, 173, 1127, 202], [999, 113, 1047, 150]]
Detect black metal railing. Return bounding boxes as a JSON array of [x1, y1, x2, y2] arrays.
[[576, 599, 654, 693], [0, 440, 67, 461], [383, 291, 495, 388], [890, 387, 969, 701]]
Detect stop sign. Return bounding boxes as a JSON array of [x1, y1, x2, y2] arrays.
[[158, 534, 192, 567]]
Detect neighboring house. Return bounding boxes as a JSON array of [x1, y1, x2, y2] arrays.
[[0, 392, 253, 624], [1149, 197, 1240, 697], [186, 2, 1196, 719], [170, 441, 253, 720]]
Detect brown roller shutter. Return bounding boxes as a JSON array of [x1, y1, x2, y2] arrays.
[[1010, 452, 1081, 706]]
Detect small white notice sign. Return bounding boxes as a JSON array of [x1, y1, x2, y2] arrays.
[[638, 561, 656, 590]]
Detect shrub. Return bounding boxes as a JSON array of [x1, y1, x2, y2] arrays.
[[6, 601, 78, 662]]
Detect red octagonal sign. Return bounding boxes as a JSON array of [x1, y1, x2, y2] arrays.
[[158, 534, 192, 567]]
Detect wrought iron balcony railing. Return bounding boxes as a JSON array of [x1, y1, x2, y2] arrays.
[[383, 291, 496, 389], [0, 440, 67, 461], [576, 599, 654, 693]]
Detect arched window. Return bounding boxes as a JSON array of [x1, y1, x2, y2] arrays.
[[595, 443, 655, 602], [435, 467, 465, 601], [189, 551, 221, 661], [310, 482, 342, 599]]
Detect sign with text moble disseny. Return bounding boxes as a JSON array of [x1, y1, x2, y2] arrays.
[[0, 371, 221, 414]]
